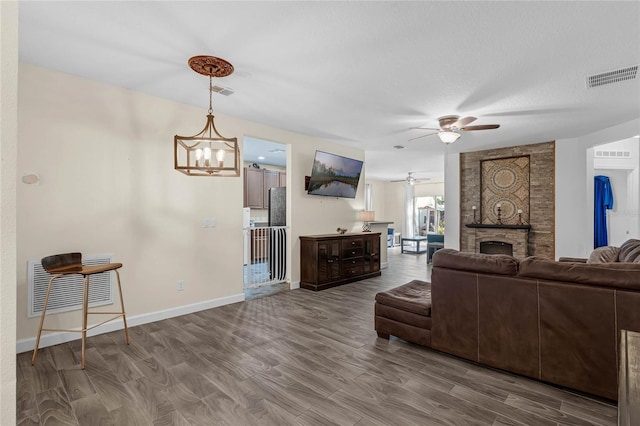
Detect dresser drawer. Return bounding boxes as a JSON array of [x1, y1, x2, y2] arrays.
[[343, 247, 363, 258], [342, 258, 364, 276], [342, 238, 363, 250]]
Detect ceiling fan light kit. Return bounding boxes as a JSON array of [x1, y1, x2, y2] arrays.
[[174, 55, 240, 177], [437, 131, 461, 144]]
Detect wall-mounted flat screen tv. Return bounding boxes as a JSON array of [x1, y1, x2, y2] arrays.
[[307, 150, 363, 199]]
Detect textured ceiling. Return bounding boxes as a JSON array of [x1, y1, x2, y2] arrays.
[[18, 1, 640, 182]]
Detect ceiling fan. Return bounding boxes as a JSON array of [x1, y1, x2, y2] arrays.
[[409, 115, 500, 143], [391, 172, 429, 185]]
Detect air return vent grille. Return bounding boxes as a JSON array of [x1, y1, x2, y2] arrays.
[[586, 65, 638, 88], [28, 254, 114, 317], [594, 150, 631, 159], [211, 85, 234, 96]]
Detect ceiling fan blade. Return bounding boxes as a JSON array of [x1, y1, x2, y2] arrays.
[[408, 131, 438, 141], [461, 124, 500, 131], [410, 127, 440, 131], [453, 116, 477, 128]]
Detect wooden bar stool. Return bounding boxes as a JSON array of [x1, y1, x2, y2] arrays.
[[32, 252, 130, 369]]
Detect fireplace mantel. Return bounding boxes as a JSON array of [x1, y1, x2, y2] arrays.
[[465, 224, 531, 230]]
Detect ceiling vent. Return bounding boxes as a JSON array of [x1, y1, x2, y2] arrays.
[[211, 85, 234, 96], [586, 65, 638, 88]]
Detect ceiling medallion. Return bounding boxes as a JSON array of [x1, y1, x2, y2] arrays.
[[188, 55, 234, 78], [174, 55, 240, 177]]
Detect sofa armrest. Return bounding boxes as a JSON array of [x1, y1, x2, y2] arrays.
[[558, 256, 587, 263]]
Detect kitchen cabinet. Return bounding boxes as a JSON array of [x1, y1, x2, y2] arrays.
[[300, 233, 381, 291], [243, 167, 286, 209], [244, 167, 264, 208]]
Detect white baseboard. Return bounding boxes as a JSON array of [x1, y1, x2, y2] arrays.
[[17, 292, 245, 354], [290, 280, 300, 290]]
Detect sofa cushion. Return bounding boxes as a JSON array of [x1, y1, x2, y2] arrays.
[[519, 256, 640, 290], [432, 249, 519, 275], [375, 280, 431, 316], [619, 239, 640, 263], [587, 246, 620, 263]]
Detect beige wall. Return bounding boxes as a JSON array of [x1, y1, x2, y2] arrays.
[[365, 179, 387, 221], [414, 182, 444, 197], [366, 180, 445, 237], [1, 1, 18, 422], [384, 182, 406, 234], [16, 63, 365, 344]]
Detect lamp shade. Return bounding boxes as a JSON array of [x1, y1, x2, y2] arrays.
[[438, 131, 461, 144], [359, 210, 375, 222]]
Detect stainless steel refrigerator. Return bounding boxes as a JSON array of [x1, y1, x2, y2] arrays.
[[268, 187, 286, 280]]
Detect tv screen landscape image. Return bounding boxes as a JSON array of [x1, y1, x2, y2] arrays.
[[307, 150, 363, 198]]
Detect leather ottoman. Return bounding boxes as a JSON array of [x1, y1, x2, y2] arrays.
[[374, 280, 432, 347]]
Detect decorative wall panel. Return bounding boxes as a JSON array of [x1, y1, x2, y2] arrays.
[[481, 156, 530, 225]]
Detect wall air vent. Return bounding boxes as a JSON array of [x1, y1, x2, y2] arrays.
[[28, 254, 114, 317], [594, 150, 631, 158], [211, 85, 234, 96], [586, 65, 638, 88]]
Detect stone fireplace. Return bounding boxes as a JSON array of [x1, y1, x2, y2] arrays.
[[460, 141, 555, 259]]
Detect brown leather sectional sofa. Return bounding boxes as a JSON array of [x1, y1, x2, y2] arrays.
[[375, 243, 640, 400]]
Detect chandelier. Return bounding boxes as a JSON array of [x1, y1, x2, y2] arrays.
[[174, 56, 240, 177]]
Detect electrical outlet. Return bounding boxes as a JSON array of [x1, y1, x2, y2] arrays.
[[177, 280, 185, 291], [209, 217, 216, 228]]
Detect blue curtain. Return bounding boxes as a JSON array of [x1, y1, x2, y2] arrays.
[[594, 175, 614, 248]]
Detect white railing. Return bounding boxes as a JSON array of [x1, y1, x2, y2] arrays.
[[243, 226, 288, 288]]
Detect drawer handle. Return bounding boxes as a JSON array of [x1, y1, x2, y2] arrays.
[[327, 259, 334, 263], [351, 241, 356, 245], [352, 260, 356, 264], [352, 251, 356, 255]]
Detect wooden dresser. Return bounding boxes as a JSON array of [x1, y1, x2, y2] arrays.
[[299, 233, 381, 291]]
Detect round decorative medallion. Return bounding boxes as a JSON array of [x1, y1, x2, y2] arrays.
[[486, 197, 517, 221], [491, 167, 518, 190], [188, 55, 234, 78]]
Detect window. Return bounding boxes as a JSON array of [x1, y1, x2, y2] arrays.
[[415, 195, 444, 236]]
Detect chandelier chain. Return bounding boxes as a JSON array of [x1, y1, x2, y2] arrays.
[[208, 75, 213, 115]]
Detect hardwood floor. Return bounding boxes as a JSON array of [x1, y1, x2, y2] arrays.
[[17, 247, 617, 425]]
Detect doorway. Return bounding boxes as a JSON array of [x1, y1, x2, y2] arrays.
[[591, 137, 639, 246], [242, 136, 290, 299]]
